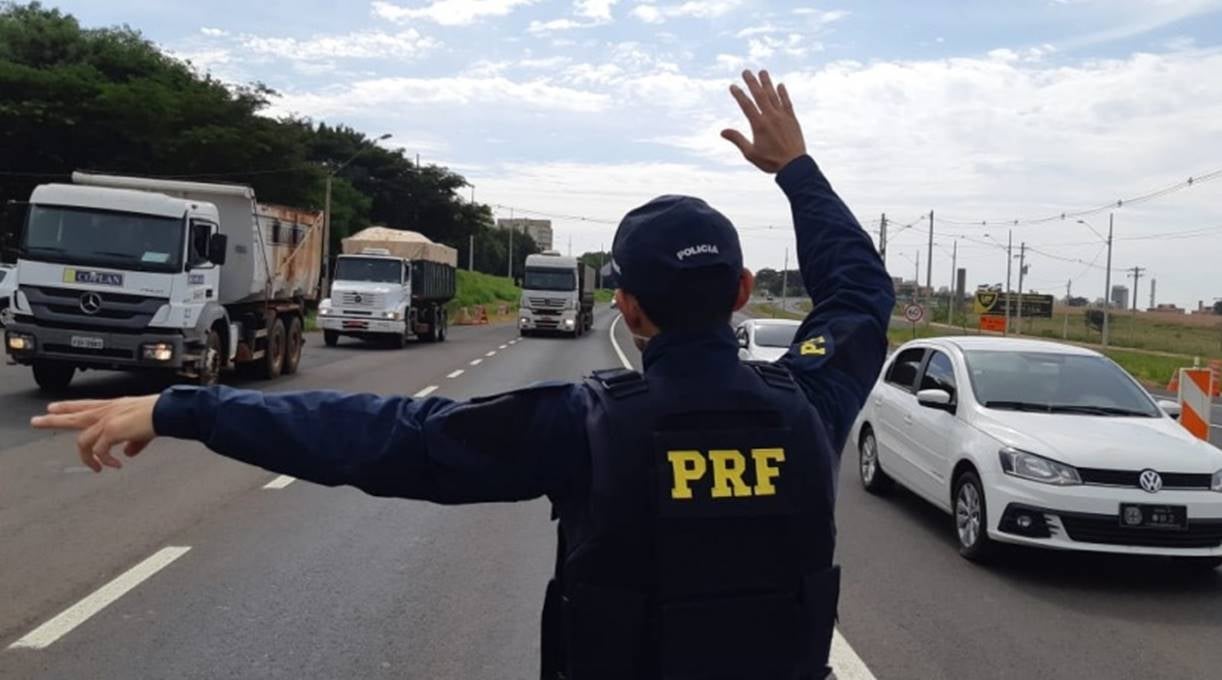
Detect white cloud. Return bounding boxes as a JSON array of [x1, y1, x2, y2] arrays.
[[715, 53, 745, 70], [199, 27, 227, 37], [630, 0, 742, 23], [791, 8, 849, 25], [372, 0, 537, 26], [240, 29, 441, 61], [574, 0, 618, 21], [528, 18, 600, 33], [735, 24, 780, 38]]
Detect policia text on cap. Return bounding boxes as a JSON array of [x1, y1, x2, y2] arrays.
[[33, 70, 896, 680]]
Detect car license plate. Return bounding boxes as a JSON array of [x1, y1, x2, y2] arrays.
[[70, 335, 104, 350], [1119, 503, 1187, 530]]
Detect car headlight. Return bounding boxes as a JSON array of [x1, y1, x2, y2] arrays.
[[999, 447, 1081, 486], [1212, 469, 1222, 493]]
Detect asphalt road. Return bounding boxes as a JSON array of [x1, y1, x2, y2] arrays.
[[2, 305, 1220, 680]]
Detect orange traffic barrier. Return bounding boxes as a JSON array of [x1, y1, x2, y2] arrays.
[[476, 305, 489, 325], [1167, 371, 1179, 392], [1210, 360, 1222, 397], [1178, 368, 1215, 441]]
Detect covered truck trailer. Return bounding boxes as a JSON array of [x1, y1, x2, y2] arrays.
[[319, 227, 457, 348], [4, 172, 321, 391]]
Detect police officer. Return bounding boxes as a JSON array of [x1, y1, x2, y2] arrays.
[[33, 70, 895, 680]]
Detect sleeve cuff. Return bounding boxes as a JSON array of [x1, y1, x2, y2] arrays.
[[152, 385, 204, 439], [775, 154, 820, 195]]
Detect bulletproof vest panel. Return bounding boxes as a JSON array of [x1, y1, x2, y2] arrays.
[[542, 363, 839, 680]]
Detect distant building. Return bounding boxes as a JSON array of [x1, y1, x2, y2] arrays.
[[1148, 303, 1184, 314], [496, 218, 553, 251], [1110, 284, 1129, 309]]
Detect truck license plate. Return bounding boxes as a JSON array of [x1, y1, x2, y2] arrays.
[[70, 335, 104, 350]]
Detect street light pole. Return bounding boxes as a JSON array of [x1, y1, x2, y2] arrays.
[[1103, 213, 1114, 346], [321, 132, 392, 298], [1005, 230, 1012, 337]]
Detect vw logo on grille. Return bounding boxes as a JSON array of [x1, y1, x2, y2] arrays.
[[79, 292, 103, 315], [1139, 469, 1163, 493]]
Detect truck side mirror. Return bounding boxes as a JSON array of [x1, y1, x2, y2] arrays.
[[208, 233, 228, 266]]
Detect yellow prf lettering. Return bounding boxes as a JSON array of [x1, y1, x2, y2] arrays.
[[709, 450, 752, 498], [668, 451, 707, 500], [751, 448, 785, 496]]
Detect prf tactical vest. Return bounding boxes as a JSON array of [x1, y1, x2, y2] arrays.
[[541, 362, 840, 680]]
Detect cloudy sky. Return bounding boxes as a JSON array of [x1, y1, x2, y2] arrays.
[[53, 0, 1222, 307]]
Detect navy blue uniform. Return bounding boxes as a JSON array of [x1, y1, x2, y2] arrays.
[[154, 156, 895, 495]]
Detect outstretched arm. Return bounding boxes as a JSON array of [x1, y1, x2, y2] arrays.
[[723, 70, 895, 452]]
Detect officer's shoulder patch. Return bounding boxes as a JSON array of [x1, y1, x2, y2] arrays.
[[588, 368, 648, 399], [744, 362, 796, 391], [798, 335, 827, 356]]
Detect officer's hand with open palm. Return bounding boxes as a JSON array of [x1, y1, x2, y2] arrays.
[[721, 70, 808, 174], [31, 395, 159, 472]]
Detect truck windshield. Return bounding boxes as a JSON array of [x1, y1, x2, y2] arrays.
[[523, 267, 575, 291], [23, 205, 184, 273], [334, 257, 401, 283]]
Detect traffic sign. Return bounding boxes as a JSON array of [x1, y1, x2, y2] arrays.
[[903, 303, 924, 324]]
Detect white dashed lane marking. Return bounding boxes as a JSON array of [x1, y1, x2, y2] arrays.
[[447, 369, 464, 379], [414, 386, 439, 398], [470, 358, 482, 366], [485, 351, 496, 357], [262, 475, 295, 490]]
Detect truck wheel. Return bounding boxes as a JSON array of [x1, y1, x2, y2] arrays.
[[437, 309, 447, 342], [324, 330, 339, 347], [195, 328, 222, 386], [391, 325, 409, 349], [282, 316, 304, 374], [423, 308, 439, 343], [260, 318, 286, 379], [33, 360, 75, 394]]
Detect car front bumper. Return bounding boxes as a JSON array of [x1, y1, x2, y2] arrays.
[[984, 471, 1222, 556], [318, 314, 405, 334]]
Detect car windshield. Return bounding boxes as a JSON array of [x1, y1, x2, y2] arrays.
[[23, 205, 184, 274], [523, 267, 574, 291], [964, 350, 1159, 417], [334, 257, 401, 283], [753, 324, 798, 348]]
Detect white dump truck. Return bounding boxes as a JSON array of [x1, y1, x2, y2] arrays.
[[4, 172, 322, 392], [318, 226, 456, 348], [519, 251, 594, 337]]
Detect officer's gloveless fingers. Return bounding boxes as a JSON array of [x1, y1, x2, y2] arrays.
[[741, 70, 771, 112], [47, 399, 112, 415], [757, 70, 783, 111], [76, 420, 107, 471]]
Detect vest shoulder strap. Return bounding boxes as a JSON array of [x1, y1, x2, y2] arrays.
[[744, 361, 798, 392], [588, 367, 648, 399]]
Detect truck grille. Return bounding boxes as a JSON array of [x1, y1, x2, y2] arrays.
[[339, 291, 384, 309], [1078, 468, 1213, 490], [528, 297, 566, 309], [21, 286, 166, 331], [1060, 513, 1222, 548]]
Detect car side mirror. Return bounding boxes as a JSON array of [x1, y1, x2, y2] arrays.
[[1157, 399, 1181, 420], [737, 335, 749, 349], [207, 233, 228, 266], [917, 388, 954, 411]]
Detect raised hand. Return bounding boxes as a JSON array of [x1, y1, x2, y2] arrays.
[[721, 69, 807, 174], [31, 395, 159, 472]]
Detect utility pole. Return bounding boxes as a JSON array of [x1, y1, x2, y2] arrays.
[[914, 249, 921, 300], [1128, 266, 1147, 312], [879, 213, 888, 265], [779, 247, 789, 316], [1063, 279, 1071, 339], [1004, 230, 1013, 337], [1102, 213, 1114, 346], [414, 152, 421, 231], [926, 210, 934, 293], [468, 234, 474, 271], [507, 208, 515, 280], [470, 185, 475, 204], [1150, 279, 1156, 309], [1016, 242, 1027, 332], [948, 239, 957, 325]]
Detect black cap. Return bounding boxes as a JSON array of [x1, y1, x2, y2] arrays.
[[611, 195, 743, 324]]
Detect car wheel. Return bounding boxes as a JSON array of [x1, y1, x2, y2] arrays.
[[858, 427, 893, 494], [32, 360, 75, 394], [954, 471, 996, 562], [323, 330, 339, 347]]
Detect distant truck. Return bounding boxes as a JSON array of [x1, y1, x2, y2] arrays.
[[519, 251, 594, 337], [319, 226, 456, 348], [4, 173, 322, 392]]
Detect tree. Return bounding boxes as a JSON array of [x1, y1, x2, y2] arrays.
[[1213, 299, 1222, 315]]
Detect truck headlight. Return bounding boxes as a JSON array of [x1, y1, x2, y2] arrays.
[[383, 311, 402, 320], [141, 342, 174, 362], [6, 332, 34, 352], [999, 447, 1081, 486], [563, 318, 575, 328], [1212, 469, 1222, 492]]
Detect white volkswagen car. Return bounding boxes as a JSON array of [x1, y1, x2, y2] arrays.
[[855, 336, 1222, 569], [735, 318, 801, 362]]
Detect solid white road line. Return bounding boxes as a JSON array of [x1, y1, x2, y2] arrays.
[[607, 313, 878, 680], [469, 358, 483, 366], [446, 369, 464, 379], [9, 546, 192, 650], [608, 314, 634, 370], [831, 630, 877, 680], [485, 350, 497, 357], [262, 475, 296, 490], [414, 385, 439, 398]]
